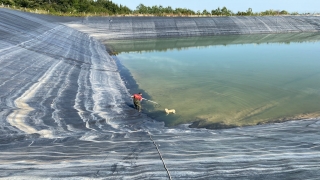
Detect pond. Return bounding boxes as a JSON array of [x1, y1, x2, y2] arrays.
[[107, 33, 320, 128]]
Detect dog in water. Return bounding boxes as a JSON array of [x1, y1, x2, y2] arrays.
[[165, 108, 176, 115]]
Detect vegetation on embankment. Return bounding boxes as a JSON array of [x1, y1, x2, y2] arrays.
[[0, 0, 319, 17]]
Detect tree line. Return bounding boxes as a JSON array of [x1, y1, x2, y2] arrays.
[[0, 0, 131, 15], [0, 0, 309, 16]]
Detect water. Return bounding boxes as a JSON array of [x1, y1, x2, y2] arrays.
[[113, 35, 320, 127]]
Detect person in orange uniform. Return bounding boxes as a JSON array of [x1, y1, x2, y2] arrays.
[[131, 92, 143, 112]]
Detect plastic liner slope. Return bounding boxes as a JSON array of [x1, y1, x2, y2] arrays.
[[67, 16, 320, 40]]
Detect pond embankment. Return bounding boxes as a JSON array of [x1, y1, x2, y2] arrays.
[[67, 16, 320, 40]]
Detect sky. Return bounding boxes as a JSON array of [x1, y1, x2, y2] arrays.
[[113, 0, 320, 13]]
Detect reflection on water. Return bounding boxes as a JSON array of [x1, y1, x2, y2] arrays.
[[111, 34, 320, 127]]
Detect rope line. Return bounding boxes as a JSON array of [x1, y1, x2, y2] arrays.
[[142, 98, 161, 107], [142, 98, 158, 105], [147, 131, 172, 180]]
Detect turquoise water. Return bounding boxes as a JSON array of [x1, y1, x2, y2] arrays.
[[112, 35, 320, 127]]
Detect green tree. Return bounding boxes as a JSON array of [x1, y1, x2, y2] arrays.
[[202, 9, 211, 16], [221, 6, 233, 16], [246, 8, 253, 15], [164, 6, 173, 14], [212, 7, 221, 16], [280, 10, 289, 15], [136, 3, 147, 14]]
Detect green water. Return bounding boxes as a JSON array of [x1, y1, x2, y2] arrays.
[[112, 34, 320, 127]]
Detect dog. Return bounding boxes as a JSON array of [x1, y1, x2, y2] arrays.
[[165, 108, 176, 115]]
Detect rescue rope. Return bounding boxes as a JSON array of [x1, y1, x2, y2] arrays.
[[131, 95, 170, 178], [147, 131, 172, 180], [142, 98, 161, 107], [142, 98, 158, 105]]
